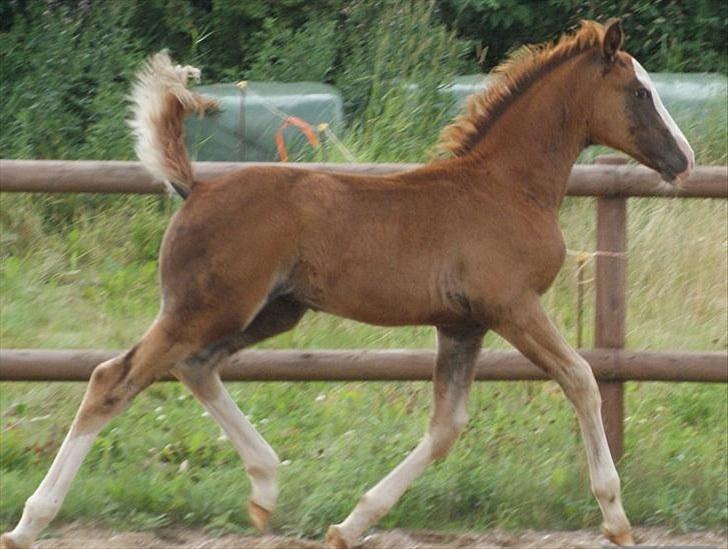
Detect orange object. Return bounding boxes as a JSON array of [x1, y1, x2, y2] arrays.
[[276, 116, 319, 162]]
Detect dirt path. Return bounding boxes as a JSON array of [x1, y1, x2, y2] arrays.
[[35, 524, 727, 548]]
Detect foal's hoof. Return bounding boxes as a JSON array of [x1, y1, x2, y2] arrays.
[[603, 526, 635, 546], [247, 500, 271, 532], [0, 533, 24, 549], [326, 525, 350, 549]]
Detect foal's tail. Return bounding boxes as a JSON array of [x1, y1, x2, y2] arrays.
[[128, 51, 218, 199]]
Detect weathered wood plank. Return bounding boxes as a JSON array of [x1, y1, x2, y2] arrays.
[[1, 160, 726, 198], [1, 349, 725, 382]]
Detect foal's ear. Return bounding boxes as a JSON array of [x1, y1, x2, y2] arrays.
[[602, 18, 623, 64]]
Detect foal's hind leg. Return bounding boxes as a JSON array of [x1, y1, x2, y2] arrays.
[[173, 297, 307, 531], [327, 325, 485, 549], [0, 318, 192, 549], [495, 295, 633, 546]]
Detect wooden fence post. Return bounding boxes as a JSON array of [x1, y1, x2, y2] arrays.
[[594, 155, 628, 461]]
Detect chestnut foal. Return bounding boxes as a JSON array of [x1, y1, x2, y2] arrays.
[[2, 19, 693, 549]]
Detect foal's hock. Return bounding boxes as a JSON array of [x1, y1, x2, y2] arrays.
[[1, 19, 693, 549]]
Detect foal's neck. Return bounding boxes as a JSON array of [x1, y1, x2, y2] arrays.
[[466, 53, 597, 209]]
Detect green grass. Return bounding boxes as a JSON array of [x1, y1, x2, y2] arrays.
[[1, 381, 726, 536], [0, 189, 725, 537]]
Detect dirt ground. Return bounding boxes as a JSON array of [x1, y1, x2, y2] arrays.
[[34, 524, 727, 548]]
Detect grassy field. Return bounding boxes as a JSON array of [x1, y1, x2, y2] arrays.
[[1, 186, 726, 537]]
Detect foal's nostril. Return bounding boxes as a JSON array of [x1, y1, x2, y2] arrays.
[[673, 153, 693, 184], [675, 165, 691, 184], [666, 140, 694, 184]]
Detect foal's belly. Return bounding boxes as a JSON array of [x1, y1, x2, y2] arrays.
[[291, 256, 470, 327], [315, 287, 452, 327]]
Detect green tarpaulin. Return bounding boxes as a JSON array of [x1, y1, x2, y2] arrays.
[[185, 82, 343, 162]]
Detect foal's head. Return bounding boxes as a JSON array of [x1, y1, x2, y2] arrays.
[[590, 20, 694, 183]]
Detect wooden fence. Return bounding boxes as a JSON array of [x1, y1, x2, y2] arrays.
[[1, 157, 727, 461]]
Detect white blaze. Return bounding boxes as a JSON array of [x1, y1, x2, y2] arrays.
[[631, 58, 695, 176]]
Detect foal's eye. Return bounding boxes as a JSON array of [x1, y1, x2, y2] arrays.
[[634, 88, 650, 100]]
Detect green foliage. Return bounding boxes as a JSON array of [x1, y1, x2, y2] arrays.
[[1, 0, 724, 165], [0, 1, 141, 160], [332, 1, 472, 118], [580, 0, 727, 73], [247, 17, 338, 82], [437, 0, 727, 73], [337, 1, 470, 159]]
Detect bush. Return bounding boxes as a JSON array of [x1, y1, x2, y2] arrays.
[[437, 0, 727, 74]]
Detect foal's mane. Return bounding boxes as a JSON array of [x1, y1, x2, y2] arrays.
[[438, 21, 606, 157]]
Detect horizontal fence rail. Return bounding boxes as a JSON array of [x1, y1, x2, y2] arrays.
[[1, 349, 726, 383], [1, 156, 726, 459], [1, 159, 727, 198]]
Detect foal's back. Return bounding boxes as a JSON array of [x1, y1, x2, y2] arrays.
[[161, 162, 564, 328]]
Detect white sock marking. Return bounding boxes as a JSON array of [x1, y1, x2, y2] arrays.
[[6, 431, 99, 546]]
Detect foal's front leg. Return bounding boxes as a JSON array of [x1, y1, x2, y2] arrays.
[[496, 295, 633, 546], [327, 325, 485, 549]]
